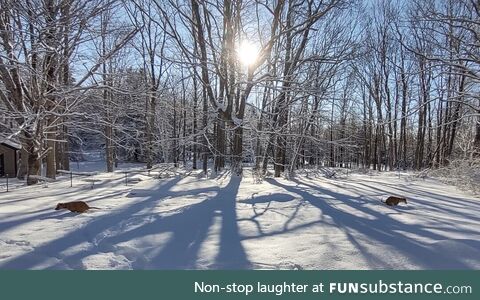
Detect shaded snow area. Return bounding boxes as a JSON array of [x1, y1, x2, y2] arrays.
[[0, 169, 479, 270]]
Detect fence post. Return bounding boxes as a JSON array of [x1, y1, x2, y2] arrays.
[[125, 172, 128, 186], [6, 175, 8, 192], [70, 171, 73, 188]]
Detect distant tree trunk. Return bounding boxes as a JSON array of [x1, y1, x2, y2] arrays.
[[474, 110, 480, 156], [434, 86, 444, 168], [415, 58, 428, 170], [17, 148, 28, 180], [145, 89, 155, 169], [202, 86, 208, 175], [231, 90, 249, 175], [255, 85, 270, 170], [362, 88, 370, 169], [56, 0, 72, 172], [232, 126, 243, 174], [105, 123, 114, 172], [440, 68, 453, 165], [192, 72, 198, 170], [104, 79, 114, 173], [274, 91, 289, 176], [24, 132, 41, 185], [372, 77, 385, 171], [45, 137, 56, 178], [447, 74, 465, 157], [330, 95, 335, 168], [393, 78, 399, 169], [182, 79, 187, 167], [384, 80, 394, 171], [215, 118, 226, 172], [190, 0, 212, 175], [101, 13, 114, 173], [274, 86, 291, 175], [426, 100, 433, 166], [173, 94, 178, 168], [399, 70, 408, 169], [274, 2, 294, 177], [339, 86, 347, 168], [45, 0, 57, 179]]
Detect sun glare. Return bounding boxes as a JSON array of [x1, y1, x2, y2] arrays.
[[238, 41, 259, 67]]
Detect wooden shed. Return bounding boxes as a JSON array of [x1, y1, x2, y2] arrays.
[[0, 139, 21, 178]]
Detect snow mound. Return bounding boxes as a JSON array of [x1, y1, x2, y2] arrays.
[[81, 253, 132, 270]]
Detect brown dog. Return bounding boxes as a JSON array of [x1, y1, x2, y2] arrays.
[[382, 196, 407, 206], [55, 201, 99, 213]]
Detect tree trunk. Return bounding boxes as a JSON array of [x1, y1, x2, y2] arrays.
[[232, 126, 243, 175], [24, 133, 41, 185], [202, 87, 208, 175], [46, 136, 56, 179], [215, 118, 226, 172], [474, 112, 480, 156], [45, 0, 57, 179], [192, 74, 198, 170]]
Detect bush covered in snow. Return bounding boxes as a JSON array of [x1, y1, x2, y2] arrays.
[[431, 159, 480, 195]]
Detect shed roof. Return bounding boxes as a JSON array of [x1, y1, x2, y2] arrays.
[[0, 139, 21, 150]]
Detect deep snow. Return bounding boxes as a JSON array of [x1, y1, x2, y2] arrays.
[[0, 166, 479, 269]]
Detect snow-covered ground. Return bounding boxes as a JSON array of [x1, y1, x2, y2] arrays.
[[0, 166, 479, 270]]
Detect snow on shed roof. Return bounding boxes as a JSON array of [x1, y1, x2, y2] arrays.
[[0, 138, 21, 150]]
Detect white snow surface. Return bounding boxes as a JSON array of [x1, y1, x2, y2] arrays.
[[0, 167, 479, 270]]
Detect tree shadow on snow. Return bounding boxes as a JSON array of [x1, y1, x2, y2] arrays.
[[332, 179, 480, 222], [97, 175, 250, 269], [0, 176, 250, 270], [263, 178, 479, 269]]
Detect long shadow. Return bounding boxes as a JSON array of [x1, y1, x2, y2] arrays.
[[0, 177, 183, 269], [347, 178, 480, 208], [266, 178, 478, 269], [0, 176, 250, 270], [0, 189, 131, 234], [0, 176, 131, 216], [91, 176, 250, 269], [302, 177, 480, 222], [332, 180, 480, 222], [0, 209, 64, 234], [213, 176, 250, 269], [0, 188, 98, 205], [287, 178, 480, 236]]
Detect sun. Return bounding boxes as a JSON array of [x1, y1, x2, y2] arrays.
[[238, 40, 259, 67]]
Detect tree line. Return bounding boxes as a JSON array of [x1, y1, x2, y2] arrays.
[[0, 0, 479, 185]]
